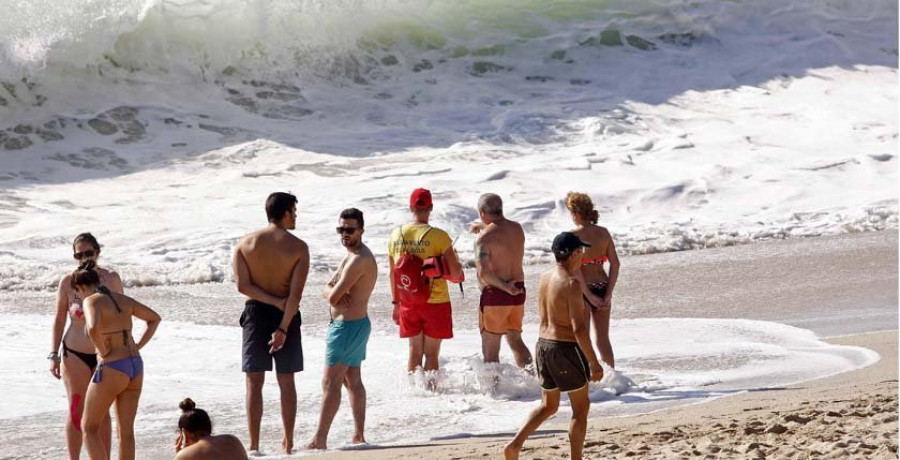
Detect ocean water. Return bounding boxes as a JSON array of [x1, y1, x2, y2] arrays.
[[0, 0, 895, 289]]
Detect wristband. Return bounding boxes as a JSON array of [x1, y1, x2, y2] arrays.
[[277, 327, 287, 335]]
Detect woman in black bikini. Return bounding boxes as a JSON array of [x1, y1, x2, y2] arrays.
[[566, 192, 620, 369], [74, 260, 161, 460], [49, 233, 124, 459]]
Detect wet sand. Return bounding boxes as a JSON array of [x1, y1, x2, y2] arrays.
[[2, 231, 896, 459], [319, 330, 898, 460]]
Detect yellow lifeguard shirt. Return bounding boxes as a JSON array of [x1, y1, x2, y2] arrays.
[[388, 223, 453, 304]]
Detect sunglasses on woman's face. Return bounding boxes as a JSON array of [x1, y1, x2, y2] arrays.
[[336, 226, 359, 235], [73, 249, 96, 260]]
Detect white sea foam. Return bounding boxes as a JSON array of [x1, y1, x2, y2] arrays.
[[2, 313, 878, 456], [0, 0, 895, 289]]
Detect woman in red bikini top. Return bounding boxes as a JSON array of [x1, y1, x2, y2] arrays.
[[48, 232, 124, 458], [566, 192, 620, 370]]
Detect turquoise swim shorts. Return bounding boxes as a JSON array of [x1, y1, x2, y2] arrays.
[[325, 316, 371, 367]]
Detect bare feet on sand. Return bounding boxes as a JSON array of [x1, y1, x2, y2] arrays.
[[504, 441, 520, 460], [282, 437, 294, 454], [306, 436, 326, 450], [352, 434, 366, 444]]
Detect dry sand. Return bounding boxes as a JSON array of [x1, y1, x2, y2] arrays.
[[320, 330, 898, 459]]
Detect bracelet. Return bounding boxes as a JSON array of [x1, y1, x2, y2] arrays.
[[47, 351, 61, 362], [277, 327, 288, 335]]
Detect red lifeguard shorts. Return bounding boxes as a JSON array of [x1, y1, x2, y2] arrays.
[[399, 301, 453, 339]]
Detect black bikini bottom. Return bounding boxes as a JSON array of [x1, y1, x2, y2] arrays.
[[583, 282, 608, 310], [63, 343, 98, 372]]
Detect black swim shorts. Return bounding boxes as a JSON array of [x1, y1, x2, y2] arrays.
[[535, 338, 589, 393], [240, 300, 303, 373]]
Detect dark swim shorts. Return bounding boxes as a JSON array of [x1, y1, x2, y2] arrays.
[[535, 338, 589, 393], [240, 300, 303, 373], [583, 282, 608, 310], [479, 281, 526, 309]]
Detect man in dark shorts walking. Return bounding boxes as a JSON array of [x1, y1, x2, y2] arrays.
[[504, 232, 603, 460], [233, 192, 310, 455]]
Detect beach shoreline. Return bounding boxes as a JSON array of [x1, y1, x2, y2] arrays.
[[317, 329, 898, 459], [1, 231, 895, 459]]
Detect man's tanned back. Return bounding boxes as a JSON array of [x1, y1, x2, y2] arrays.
[[239, 228, 307, 298], [478, 219, 525, 283]]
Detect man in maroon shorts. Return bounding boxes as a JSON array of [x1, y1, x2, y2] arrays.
[[388, 188, 463, 388]]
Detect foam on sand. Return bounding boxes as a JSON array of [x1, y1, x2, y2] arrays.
[[2, 314, 877, 457]]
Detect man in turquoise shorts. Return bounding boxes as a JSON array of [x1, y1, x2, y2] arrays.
[[307, 208, 378, 450]]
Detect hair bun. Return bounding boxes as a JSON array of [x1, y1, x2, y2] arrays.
[[78, 259, 97, 271], [179, 398, 196, 412]]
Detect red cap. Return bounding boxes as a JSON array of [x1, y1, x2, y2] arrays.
[[410, 188, 432, 209]]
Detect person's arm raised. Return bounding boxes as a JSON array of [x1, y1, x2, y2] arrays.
[[130, 297, 161, 350], [568, 279, 602, 382], [233, 246, 285, 309]]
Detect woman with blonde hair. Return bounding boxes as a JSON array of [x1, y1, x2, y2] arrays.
[[565, 192, 620, 369], [49, 233, 123, 459]]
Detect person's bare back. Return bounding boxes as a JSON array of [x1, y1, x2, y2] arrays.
[[237, 227, 307, 300], [175, 434, 248, 460], [234, 192, 310, 455], [477, 219, 525, 287]]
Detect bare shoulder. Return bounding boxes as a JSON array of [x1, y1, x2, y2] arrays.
[[513, 219, 525, 235], [221, 433, 245, 447], [597, 225, 612, 239], [281, 229, 306, 248], [100, 267, 121, 281], [291, 236, 309, 257], [357, 244, 377, 263], [565, 276, 582, 292], [174, 444, 202, 460], [83, 292, 103, 309], [58, 273, 73, 289], [475, 228, 490, 246], [235, 231, 258, 251], [539, 269, 553, 285]]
